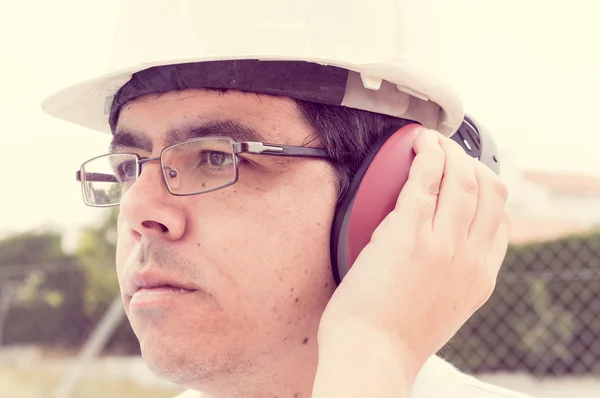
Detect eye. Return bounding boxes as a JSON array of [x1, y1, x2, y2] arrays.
[[204, 151, 233, 167], [116, 159, 137, 181]]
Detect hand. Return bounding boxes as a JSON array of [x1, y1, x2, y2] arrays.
[[317, 128, 510, 384]]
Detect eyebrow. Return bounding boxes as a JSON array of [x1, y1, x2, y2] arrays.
[[109, 119, 270, 153]]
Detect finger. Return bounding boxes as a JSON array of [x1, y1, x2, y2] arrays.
[[467, 161, 509, 251], [432, 136, 479, 244], [472, 213, 510, 312], [394, 129, 445, 230], [488, 212, 511, 275]]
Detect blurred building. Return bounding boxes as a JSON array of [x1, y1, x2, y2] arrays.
[[500, 151, 600, 244]]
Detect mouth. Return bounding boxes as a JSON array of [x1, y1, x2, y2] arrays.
[[135, 284, 196, 294], [126, 271, 199, 308]]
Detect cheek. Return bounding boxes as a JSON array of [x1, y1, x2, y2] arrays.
[[202, 167, 338, 313]]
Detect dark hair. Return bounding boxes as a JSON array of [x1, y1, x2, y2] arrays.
[[293, 99, 414, 202]]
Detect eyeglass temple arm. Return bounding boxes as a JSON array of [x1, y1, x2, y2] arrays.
[[233, 142, 329, 158], [75, 170, 118, 183]]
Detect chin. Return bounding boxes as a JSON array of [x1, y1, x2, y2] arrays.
[[139, 332, 216, 385], [140, 340, 195, 384], [134, 318, 250, 387]]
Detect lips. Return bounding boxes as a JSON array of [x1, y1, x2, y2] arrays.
[[126, 269, 197, 298]]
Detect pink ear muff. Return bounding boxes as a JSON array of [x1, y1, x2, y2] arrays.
[[330, 115, 500, 284], [330, 123, 423, 284]]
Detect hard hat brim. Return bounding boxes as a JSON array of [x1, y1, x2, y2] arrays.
[[41, 55, 464, 136]]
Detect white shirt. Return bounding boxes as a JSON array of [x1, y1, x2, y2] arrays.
[[172, 355, 534, 398]]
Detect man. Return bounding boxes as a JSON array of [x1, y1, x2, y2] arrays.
[[42, 1, 533, 397]]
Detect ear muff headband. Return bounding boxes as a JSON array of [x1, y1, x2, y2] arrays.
[[330, 115, 500, 285]]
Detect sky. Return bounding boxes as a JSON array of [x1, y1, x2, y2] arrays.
[[1, 0, 599, 250]]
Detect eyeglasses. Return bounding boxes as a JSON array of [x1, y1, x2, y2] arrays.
[[76, 136, 330, 207]]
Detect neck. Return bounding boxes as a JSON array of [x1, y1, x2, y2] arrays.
[[192, 332, 321, 398]]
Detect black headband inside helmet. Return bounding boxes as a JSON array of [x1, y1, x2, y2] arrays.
[[109, 59, 354, 132]]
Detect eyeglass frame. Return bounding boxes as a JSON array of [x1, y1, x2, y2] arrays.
[[75, 136, 331, 207]]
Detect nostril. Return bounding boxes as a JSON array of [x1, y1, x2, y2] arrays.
[[141, 220, 169, 233], [130, 229, 142, 241]]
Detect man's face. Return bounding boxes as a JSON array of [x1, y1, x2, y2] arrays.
[[114, 89, 338, 386]]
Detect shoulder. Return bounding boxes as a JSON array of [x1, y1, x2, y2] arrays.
[[411, 355, 535, 398], [171, 356, 535, 398]]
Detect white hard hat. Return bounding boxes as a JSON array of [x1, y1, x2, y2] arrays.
[[41, 0, 464, 136]]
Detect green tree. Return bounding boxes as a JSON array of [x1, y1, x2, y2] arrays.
[[0, 230, 65, 266], [0, 230, 86, 347], [75, 208, 119, 318]]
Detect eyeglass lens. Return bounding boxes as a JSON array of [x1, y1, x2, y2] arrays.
[[80, 138, 238, 206]]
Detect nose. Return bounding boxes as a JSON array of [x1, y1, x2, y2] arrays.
[[119, 160, 186, 241]]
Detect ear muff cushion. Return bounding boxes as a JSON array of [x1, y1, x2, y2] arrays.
[[330, 123, 423, 284]]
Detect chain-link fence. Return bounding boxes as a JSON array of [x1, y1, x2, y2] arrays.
[[440, 234, 600, 378], [1, 230, 599, 397]]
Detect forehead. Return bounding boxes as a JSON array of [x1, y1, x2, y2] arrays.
[[113, 89, 309, 150]]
